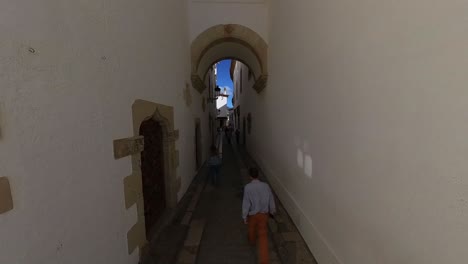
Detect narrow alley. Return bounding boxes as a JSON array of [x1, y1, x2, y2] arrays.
[[2, 1, 468, 264], [141, 138, 315, 264]]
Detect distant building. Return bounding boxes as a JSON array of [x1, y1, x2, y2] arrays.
[[230, 60, 255, 144], [216, 87, 230, 127]]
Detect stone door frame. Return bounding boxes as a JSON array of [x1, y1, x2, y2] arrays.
[[122, 99, 181, 255]]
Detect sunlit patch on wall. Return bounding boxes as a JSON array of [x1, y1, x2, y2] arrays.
[[302, 141, 310, 153], [304, 155, 313, 178], [297, 149, 304, 168]]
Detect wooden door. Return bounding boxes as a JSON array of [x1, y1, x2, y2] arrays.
[[243, 117, 246, 145], [139, 119, 166, 239]]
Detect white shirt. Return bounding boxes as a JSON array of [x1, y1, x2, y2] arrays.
[[242, 179, 276, 220]]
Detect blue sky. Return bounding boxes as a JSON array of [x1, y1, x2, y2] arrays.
[[216, 59, 234, 108]]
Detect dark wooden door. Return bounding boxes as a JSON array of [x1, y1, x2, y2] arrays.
[[139, 119, 166, 239], [243, 117, 246, 145]]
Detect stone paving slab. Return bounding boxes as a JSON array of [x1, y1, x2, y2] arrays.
[[185, 219, 206, 247], [187, 185, 204, 212], [176, 219, 206, 264], [141, 224, 188, 264], [181, 212, 193, 226], [282, 232, 303, 242]]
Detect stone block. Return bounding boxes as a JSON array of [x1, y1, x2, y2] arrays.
[[191, 75, 206, 94], [124, 174, 142, 209], [253, 74, 268, 93], [184, 219, 205, 247], [127, 221, 146, 254], [268, 218, 278, 233], [113, 136, 144, 159], [173, 129, 180, 140], [175, 177, 182, 192], [174, 150, 180, 167], [187, 185, 203, 212], [0, 177, 13, 214], [177, 248, 197, 264], [282, 232, 302, 242], [296, 241, 319, 264], [181, 212, 193, 226]]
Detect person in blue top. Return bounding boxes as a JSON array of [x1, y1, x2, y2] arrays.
[[207, 145, 222, 186]]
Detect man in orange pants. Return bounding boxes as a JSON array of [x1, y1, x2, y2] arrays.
[[242, 167, 276, 264]]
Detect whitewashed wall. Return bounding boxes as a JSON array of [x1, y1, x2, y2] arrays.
[[3, 0, 468, 263], [232, 61, 258, 145], [0, 1, 207, 263], [187, 0, 269, 43], [204, 66, 219, 150], [248, 0, 468, 263]]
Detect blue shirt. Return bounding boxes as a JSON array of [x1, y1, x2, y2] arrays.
[[207, 155, 221, 166], [242, 179, 276, 220]]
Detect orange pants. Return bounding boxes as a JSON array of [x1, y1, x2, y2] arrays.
[[248, 213, 269, 264]]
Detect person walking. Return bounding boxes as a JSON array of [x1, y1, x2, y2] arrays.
[[235, 128, 240, 144], [207, 145, 222, 186], [224, 126, 231, 144], [242, 167, 276, 264]]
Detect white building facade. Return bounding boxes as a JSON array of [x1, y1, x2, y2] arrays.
[[231, 60, 257, 145]]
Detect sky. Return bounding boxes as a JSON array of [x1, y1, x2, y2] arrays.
[[216, 59, 234, 108]]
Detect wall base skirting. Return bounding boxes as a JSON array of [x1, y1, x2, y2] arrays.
[[250, 151, 343, 264]]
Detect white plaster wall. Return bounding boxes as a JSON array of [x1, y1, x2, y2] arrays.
[[233, 62, 241, 110], [248, 1, 468, 263], [0, 0, 209, 263], [232, 62, 260, 150], [204, 67, 219, 151], [187, 0, 270, 42], [216, 88, 230, 118], [217, 105, 230, 119]]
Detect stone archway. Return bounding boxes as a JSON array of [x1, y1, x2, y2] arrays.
[[191, 24, 268, 94]]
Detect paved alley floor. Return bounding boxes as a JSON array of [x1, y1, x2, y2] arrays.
[[193, 140, 281, 264], [144, 137, 315, 264]]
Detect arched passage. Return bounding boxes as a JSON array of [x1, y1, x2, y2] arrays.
[[191, 24, 268, 94]]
